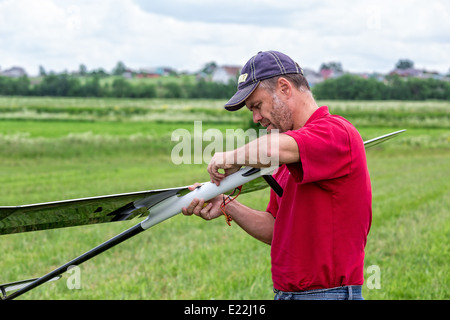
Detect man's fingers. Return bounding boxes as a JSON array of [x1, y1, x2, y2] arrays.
[[183, 198, 208, 215], [225, 167, 241, 177], [208, 165, 225, 185], [182, 197, 199, 216], [182, 194, 223, 220], [181, 207, 191, 216], [184, 183, 204, 213], [200, 202, 213, 217], [187, 182, 203, 191], [192, 198, 205, 215]]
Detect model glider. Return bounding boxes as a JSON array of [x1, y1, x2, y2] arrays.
[[0, 129, 405, 300]]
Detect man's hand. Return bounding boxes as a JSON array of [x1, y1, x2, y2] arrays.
[[207, 151, 241, 186], [181, 183, 223, 220]]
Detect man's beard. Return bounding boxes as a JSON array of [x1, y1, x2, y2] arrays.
[[269, 94, 294, 133]]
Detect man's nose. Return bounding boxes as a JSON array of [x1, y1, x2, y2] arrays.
[[253, 111, 263, 123]]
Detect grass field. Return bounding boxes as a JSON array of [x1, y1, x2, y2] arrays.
[[0, 97, 448, 300]]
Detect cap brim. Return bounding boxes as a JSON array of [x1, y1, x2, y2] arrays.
[[224, 81, 260, 111]]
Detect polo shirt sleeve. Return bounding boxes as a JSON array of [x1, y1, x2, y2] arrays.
[[283, 119, 352, 184]]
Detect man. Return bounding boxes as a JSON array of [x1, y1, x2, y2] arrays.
[[182, 51, 372, 300]]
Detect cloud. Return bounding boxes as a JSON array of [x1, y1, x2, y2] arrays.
[[133, 0, 306, 27], [0, 0, 153, 73], [0, 0, 448, 75]]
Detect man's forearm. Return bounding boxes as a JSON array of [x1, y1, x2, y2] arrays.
[[225, 133, 299, 168], [224, 200, 274, 245]]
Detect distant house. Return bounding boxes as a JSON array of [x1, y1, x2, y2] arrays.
[[369, 72, 386, 82], [302, 68, 324, 87], [122, 68, 134, 79], [136, 67, 176, 79], [319, 68, 333, 80], [351, 72, 386, 82], [389, 68, 422, 78], [211, 65, 241, 84], [1, 66, 27, 77], [388, 68, 449, 81], [319, 68, 345, 80], [135, 67, 161, 79], [418, 70, 447, 81]]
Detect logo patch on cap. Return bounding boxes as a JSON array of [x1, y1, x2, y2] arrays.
[[238, 73, 248, 84]]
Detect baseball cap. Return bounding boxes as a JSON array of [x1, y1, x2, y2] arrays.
[[224, 51, 303, 111]]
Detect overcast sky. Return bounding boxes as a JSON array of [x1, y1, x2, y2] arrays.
[[0, 0, 449, 76]]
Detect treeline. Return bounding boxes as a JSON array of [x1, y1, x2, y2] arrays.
[[312, 74, 450, 100], [1, 73, 449, 100], [0, 74, 237, 99]]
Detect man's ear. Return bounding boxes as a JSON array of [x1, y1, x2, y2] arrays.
[[277, 77, 293, 99]]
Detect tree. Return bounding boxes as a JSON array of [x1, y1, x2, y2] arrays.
[[200, 62, 217, 75], [320, 62, 343, 73], [395, 59, 414, 70], [312, 74, 389, 100], [132, 83, 157, 98], [83, 75, 102, 97], [0, 76, 30, 95], [112, 61, 127, 76], [90, 68, 109, 77], [162, 82, 182, 98], [79, 64, 88, 76], [111, 77, 132, 97], [39, 65, 47, 77]]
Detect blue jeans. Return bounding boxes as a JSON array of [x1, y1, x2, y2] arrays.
[[274, 286, 364, 300]]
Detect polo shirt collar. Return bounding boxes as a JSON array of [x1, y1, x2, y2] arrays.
[[304, 106, 330, 127]]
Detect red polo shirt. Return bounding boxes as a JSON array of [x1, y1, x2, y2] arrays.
[[267, 106, 372, 292]]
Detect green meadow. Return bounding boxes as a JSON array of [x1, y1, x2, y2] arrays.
[[0, 96, 448, 300]]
